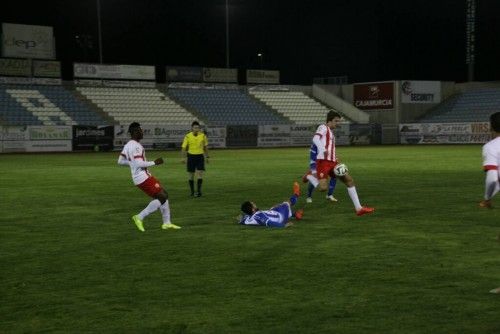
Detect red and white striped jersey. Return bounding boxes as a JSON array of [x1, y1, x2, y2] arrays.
[[120, 140, 154, 185], [313, 124, 336, 162]]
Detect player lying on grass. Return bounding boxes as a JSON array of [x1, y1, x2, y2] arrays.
[[303, 141, 337, 203], [480, 111, 500, 208], [239, 182, 304, 228], [117, 122, 181, 232]]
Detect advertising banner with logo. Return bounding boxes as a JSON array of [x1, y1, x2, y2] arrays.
[[0, 76, 61, 85], [290, 124, 315, 146], [33, 60, 61, 78], [353, 82, 394, 110], [203, 67, 238, 83], [26, 140, 72, 152], [246, 69, 280, 84], [401, 81, 441, 104], [74, 63, 155, 80], [166, 66, 203, 82], [114, 124, 191, 150], [226, 125, 258, 147], [1, 125, 29, 152], [28, 126, 72, 141], [291, 124, 351, 146], [205, 126, 226, 148], [2, 23, 55, 59], [349, 124, 381, 145], [399, 122, 490, 144], [258, 125, 291, 147], [0, 58, 31, 76], [73, 125, 114, 151], [102, 80, 156, 88], [1, 125, 72, 152]]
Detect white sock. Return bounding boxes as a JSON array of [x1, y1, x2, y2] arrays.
[[484, 170, 500, 200], [138, 199, 161, 220], [347, 186, 362, 211], [160, 200, 171, 224], [307, 175, 319, 187]]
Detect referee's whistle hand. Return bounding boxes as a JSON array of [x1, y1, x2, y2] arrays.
[[154, 158, 164, 165]]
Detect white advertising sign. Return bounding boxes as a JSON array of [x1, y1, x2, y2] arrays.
[[246, 69, 280, 84], [74, 63, 155, 80], [0, 58, 31, 76], [205, 126, 226, 148], [2, 125, 29, 141], [0, 77, 61, 85], [399, 122, 490, 144], [401, 81, 441, 104], [26, 140, 72, 152], [203, 67, 238, 83], [258, 125, 291, 147], [2, 23, 55, 59], [289, 124, 315, 146], [114, 124, 191, 149], [33, 60, 61, 78], [28, 126, 72, 140]]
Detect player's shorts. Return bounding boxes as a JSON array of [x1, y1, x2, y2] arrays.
[[187, 153, 205, 173], [137, 176, 163, 197], [316, 159, 338, 180], [271, 202, 292, 221]]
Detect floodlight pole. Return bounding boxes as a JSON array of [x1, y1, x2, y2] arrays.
[[225, 0, 230, 68], [466, 0, 476, 82], [97, 0, 104, 64]]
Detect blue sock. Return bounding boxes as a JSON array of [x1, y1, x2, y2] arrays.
[[328, 178, 337, 196], [289, 194, 298, 206], [307, 183, 315, 198]]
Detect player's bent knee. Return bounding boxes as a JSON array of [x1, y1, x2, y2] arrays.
[[156, 191, 168, 204]]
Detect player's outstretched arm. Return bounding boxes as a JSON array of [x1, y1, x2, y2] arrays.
[[117, 154, 129, 166], [129, 158, 156, 169]]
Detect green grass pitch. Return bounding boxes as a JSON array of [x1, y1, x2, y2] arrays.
[[0, 145, 499, 333]]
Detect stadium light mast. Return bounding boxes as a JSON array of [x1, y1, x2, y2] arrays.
[[225, 0, 230, 68], [97, 0, 104, 64], [466, 0, 476, 81]]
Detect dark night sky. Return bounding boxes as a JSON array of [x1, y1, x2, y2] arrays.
[[2, 0, 500, 84]]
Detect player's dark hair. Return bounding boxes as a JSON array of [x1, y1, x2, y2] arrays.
[[241, 201, 254, 215], [490, 112, 500, 132], [192, 121, 200, 127], [327, 110, 341, 122], [128, 122, 141, 135]]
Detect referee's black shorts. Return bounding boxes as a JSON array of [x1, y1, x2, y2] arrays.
[[187, 153, 205, 173]]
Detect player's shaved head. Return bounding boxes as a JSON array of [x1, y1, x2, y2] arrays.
[[128, 122, 143, 140], [490, 112, 500, 133], [128, 122, 141, 134]]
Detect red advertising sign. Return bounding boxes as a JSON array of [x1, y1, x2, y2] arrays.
[[353, 82, 394, 110]]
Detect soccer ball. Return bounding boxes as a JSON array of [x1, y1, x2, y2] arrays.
[[334, 163, 348, 177]]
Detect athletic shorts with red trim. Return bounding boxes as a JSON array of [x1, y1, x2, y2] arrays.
[[137, 176, 163, 197], [316, 159, 338, 180]]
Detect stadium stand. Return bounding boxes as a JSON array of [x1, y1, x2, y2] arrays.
[[167, 88, 289, 125], [0, 84, 107, 126], [419, 89, 500, 123], [249, 90, 336, 124], [76, 87, 195, 125]]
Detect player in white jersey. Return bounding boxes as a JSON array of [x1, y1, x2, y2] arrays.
[[479, 112, 500, 208], [118, 122, 181, 231], [309, 110, 374, 216]]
